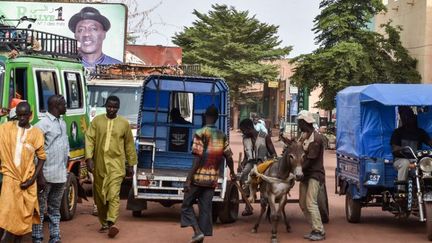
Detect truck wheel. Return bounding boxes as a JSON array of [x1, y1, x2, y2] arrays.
[[60, 173, 78, 221], [218, 181, 239, 224], [318, 184, 330, 223], [132, 210, 142, 217], [346, 191, 361, 223], [425, 202, 432, 240]]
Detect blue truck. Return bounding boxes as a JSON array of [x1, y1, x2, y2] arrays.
[[126, 75, 239, 223], [335, 84, 432, 240]]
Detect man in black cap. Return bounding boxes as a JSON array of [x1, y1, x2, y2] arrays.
[[68, 7, 122, 69], [181, 105, 236, 243]]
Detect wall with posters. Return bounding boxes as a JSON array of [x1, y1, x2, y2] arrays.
[[0, 1, 126, 69]]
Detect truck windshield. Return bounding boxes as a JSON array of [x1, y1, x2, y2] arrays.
[[88, 85, 141, 125]]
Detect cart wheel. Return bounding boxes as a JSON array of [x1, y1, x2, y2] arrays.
[[212, 203, 219, 223], [318, 183, 330, 224], [218, 181, 239, 224], [132, 210, 142, 217], [346, 190, 361, 223], [322, 135, 329, 150], [334, 168, 338, 194]]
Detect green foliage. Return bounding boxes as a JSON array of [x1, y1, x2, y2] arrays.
[[173, 4, 291, 101], [292, 0, 421, 110]]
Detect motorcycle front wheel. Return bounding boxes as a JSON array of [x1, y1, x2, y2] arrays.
[[425, 201, 432, 241]]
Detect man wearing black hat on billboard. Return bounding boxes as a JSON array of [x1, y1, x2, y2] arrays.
[[181, 105, 236, 243], [68, 7, 122, 69]]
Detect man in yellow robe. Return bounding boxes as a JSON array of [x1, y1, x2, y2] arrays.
[[85, 95, 137, 239], [0, 102, 46, 242]]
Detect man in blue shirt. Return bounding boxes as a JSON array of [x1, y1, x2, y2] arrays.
[[68, 7, 122, 70], [32, 95, 69, 243]]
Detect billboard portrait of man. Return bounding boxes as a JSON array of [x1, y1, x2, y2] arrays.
[[68, 7, 122, 69], [0, 1, 126, 70]]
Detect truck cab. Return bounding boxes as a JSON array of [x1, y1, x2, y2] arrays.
[[87, 79, 142, 137]]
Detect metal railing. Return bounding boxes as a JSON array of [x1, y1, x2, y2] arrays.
[[0, 27, 79, 59], [91, 63, 202, 79]]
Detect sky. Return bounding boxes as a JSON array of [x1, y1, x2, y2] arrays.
[[116, 0, 322, 58]]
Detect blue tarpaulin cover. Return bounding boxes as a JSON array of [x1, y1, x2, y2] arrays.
[[336, 84, 432, 160]]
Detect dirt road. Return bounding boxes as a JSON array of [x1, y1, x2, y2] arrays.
[[22, 131, 427, 243]]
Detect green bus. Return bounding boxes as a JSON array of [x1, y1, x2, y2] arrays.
[[0, 24, 89, 220]]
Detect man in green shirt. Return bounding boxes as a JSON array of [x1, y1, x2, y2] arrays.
[[86, 95, 137, 239]]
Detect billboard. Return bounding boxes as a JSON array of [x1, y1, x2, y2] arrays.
[[0, 1, 127, 69], [126, 45, 182, 65]]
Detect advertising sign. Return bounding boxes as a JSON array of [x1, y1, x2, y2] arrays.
[[0, 1, 127, 69], [289, 85, 298, 94], [268, 81, 279, 88]]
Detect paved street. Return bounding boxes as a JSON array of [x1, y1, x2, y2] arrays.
[[23, 130, 427, 243]]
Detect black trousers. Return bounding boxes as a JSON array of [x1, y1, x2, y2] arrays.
[[180, 184, 215, 236]]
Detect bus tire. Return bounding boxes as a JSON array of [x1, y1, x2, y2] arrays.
[[60, 173, 78, 221]]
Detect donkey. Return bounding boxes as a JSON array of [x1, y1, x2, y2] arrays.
[[249, 138, 304, 243]]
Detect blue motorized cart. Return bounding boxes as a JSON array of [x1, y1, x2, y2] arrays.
[[127, 75, 239, 223], [335, 84, 432, 240]]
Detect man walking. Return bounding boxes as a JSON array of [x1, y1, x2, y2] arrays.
[[238, 118, 277, 216], [0, 102, 46, 243], [32, 95, 69, 243], [85, 95, 137, 238], [181, 105, 236, 243], [297, 110, 326, 241]]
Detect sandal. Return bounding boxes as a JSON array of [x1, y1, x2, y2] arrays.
[[98, 225, 109, 233], [190, 233, 204, 243], [241, 209, 253, 216], [108, 225, 119, 238]]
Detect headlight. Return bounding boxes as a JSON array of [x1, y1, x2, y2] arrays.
[[420, 157, 432, 173]]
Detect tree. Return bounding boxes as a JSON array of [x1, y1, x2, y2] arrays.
[[291, 0, 421, 110], [172, 4, 291, 129]]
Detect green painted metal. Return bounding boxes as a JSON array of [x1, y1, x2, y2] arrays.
[[0, 54, 89, 159]]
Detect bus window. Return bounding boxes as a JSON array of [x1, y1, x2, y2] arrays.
[[8, 68, 28, 105], [35, 70, 58, 112], [15, 68, 27, 100], [64, 72, 83, 109]]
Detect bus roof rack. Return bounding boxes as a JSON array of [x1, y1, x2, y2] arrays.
[[91, 63, 201, 79], [0, 27, 79, 59]]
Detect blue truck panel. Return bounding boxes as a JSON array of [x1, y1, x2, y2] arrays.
[[139, 150, 193, 170]]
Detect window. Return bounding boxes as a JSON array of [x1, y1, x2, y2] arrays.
[[169, 92, 194, 124], [8, 68, 28, 110], [14, 68, 27, 100], [64, 72, 83, 109], [88, 85, 141, 125], [36, 70, 58, 112]]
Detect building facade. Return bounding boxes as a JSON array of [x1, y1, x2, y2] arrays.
[[374, 0, 432, 83]]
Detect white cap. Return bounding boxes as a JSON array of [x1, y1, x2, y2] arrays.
[[298, 110, 315, 124]]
